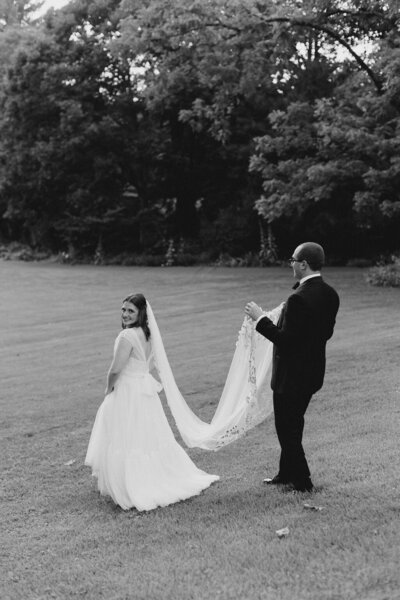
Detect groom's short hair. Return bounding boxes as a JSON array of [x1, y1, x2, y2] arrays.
[[297, 242, 325, 271]]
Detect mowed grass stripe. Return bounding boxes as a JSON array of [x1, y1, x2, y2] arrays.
[[1, 261, 399, 600]]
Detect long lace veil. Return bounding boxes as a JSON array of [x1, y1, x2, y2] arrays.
[[146, 302, 283, 451]]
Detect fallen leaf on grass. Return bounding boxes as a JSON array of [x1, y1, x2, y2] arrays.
[[303, 503, 324, 511], [276, 527, 289, 538], [64, 459, 76, 466]]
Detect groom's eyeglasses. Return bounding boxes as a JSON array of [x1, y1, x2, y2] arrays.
[[289, 257, 302, 265]]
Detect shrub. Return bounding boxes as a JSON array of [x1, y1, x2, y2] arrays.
[[366, 256, 400, 287], [101, 253, 164, 266], [214, 252, 264, 267], [347, 258, 375, 268], [0, 243, 50, 261], [174, 252, 212, 266]]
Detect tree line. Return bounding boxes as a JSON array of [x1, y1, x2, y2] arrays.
[[0, 0, 399, 263]]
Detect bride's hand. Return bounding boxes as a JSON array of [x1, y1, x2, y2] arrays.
[[245, 301, 263, 321]]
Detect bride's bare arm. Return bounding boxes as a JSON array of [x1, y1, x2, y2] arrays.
[[105, 337, 132, 396]]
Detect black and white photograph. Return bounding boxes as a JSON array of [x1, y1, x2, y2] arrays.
[[1, 1, 399, 599]]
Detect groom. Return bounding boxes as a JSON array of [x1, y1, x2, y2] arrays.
[[245, 242, 339, 492]]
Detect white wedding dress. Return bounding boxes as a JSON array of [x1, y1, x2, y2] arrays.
[[85, 302, 282, 511], [85, 327, 219, 511]]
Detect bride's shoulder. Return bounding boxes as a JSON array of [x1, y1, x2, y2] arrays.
[[117, 328, 138, 343]]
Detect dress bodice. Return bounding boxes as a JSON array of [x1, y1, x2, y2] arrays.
[[115, 327, 162, 393], [122, 356, 151, 376]]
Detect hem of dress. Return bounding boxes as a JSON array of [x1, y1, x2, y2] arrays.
[[85, 461, 219, 511]]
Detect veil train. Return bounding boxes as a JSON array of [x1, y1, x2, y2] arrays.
[[147, 302, 283, 451]]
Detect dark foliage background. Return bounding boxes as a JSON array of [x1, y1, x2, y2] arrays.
[[0, 0, 399, 263]]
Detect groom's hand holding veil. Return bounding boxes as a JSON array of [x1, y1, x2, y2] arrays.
[[245, 301, 264, 321]]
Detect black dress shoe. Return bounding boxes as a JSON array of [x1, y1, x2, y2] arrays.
[[263, 475, 291, 485], [292, 479, 314, 492]]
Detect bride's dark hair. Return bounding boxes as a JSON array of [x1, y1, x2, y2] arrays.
[[122, 293, 151, 340]]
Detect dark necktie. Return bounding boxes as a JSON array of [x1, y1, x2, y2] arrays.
[[292, 281, 300, 290]]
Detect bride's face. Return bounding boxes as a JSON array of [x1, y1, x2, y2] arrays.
[[121, 301, 139, 327]]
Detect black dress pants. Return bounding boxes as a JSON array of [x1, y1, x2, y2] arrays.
[[273, 391, 312, 484]]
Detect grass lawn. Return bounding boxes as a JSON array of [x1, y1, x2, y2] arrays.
[[1, 261, 399, 600]]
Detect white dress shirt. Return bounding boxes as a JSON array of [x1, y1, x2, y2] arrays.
[[298, 273, 321, 285]]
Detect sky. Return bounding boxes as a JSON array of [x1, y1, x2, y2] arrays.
[[38, 0, 69, 14]]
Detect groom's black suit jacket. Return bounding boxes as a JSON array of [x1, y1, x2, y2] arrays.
[[256, 277, 339, 396]]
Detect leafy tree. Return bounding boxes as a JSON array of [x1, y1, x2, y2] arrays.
[[112, 0, 285, 252], [113, 0, 400, 258], [249, 1, 400, 259], [0, 0, 150, 254], [0, 0, 47, 85], [0, 0, 43, 28], [1, 0, 399, 260]]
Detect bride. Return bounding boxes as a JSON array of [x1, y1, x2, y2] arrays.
[[85, 293, 281, 511]]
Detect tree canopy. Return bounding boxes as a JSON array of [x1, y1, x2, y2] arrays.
[[0, 0, 399, 262]]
